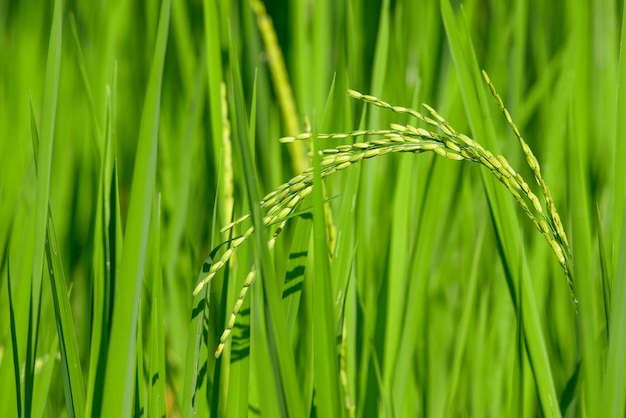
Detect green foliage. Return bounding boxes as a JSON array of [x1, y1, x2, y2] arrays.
[[0, 0, 624, 417]]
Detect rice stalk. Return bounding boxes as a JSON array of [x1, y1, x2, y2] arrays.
[[251, 0, 337, 255], [481, 71, 573, 297], [214, 268, 256, 358], [198, 86, 576, 357], [340, 316, 355, 415], [348, 87, 574, 298], [221, 82, 234, 229], [250, 0, 306, 173]]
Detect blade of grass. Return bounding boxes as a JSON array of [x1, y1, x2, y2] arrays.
[[603, 2, 626, 416], [171, 0, 196, 94], [30, 66, 86, 418], [148, 195, 166, 418], [31, 0, 62, 316], [249, 259, 282, 416], [225, 246, 252, 418], [329, 89, 358, 315], [604, 207, 626, 416], [311, 77, 342, 418], [24, 279, 41, 418], [359, 0, 390, 238], [280, 213, 314, 415], [329, 93, 359, 417], [393, 157, 458, 416], [228, 27, 304, 418], [281, 215, 312, 333], [596, 204, 611, 343], [203, 0, 225, 220], [227, 31, 280, 415], [6, 260, 22, 417], [100, 0, 170, 415], [381, 154, 414, 400], [566, 2, 602, 413], [339, 260, 356, 410], [134, 300, 145, 417], [352, 102, 379, 418], [44, 215, 86, 418], [368, 0, 390, 100], [159, 60, 207, 415], [163, 60, 205, 289], [311, 0, 331, 114], [289, 0, 308, 112], [86, 76, 118, 418], [615, 0, 626, 262], [352, 4, 391, 411], [216, 74, 258, 414], [444, 219, 486, 412], [69, 13, 102, 148], [31, 329, 59, 418], [181, 139, 224, 417], [181, 255, 212, 418], [379, 76, 454, 416], [211, 224, 234, 416]]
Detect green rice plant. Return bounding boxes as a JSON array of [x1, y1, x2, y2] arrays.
[[197, 78, 575, 365]]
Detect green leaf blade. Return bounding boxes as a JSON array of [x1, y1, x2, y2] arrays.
[[100, 1, 171, 416]]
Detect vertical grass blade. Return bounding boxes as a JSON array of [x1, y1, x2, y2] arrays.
[[602, 212, 626, 417], [31, 0, 62, 310], [604, 209, 626, 416], [6, 261, 22, 417], [86, 77, 118, 418], [181, 255, 212, 418], [213, 76, 258, 416], [24, 284, 40, 418], [444, 221, 485, 412], [31, 333, 59, 418], [274, 212, 314, 414], [311, 79, 342, 418], [327, 98, 359, 416], [615, 0, 626, 258], [381, 153, 414, 398], [249, 263, 283, 416], [30, 68, 86, 418], [100, 0, 170, 416], [566, 3, 602, 414], [225, 253, 252, 418], [228, 28, 304, 418], [44, 215, 86, 418], [360, 0, 390, 242], [163, 60, 205, 287], [203, 0, 225, 217], [68, 13, 102, 147], [227, 31, 283, 416], [134, 302, 145, 416], [368, 0, 390, 99], [603, 2, 626, 416], [311, 0, 331, 114], [181, 148, 223, 417], [148, 195, 166, 418]]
